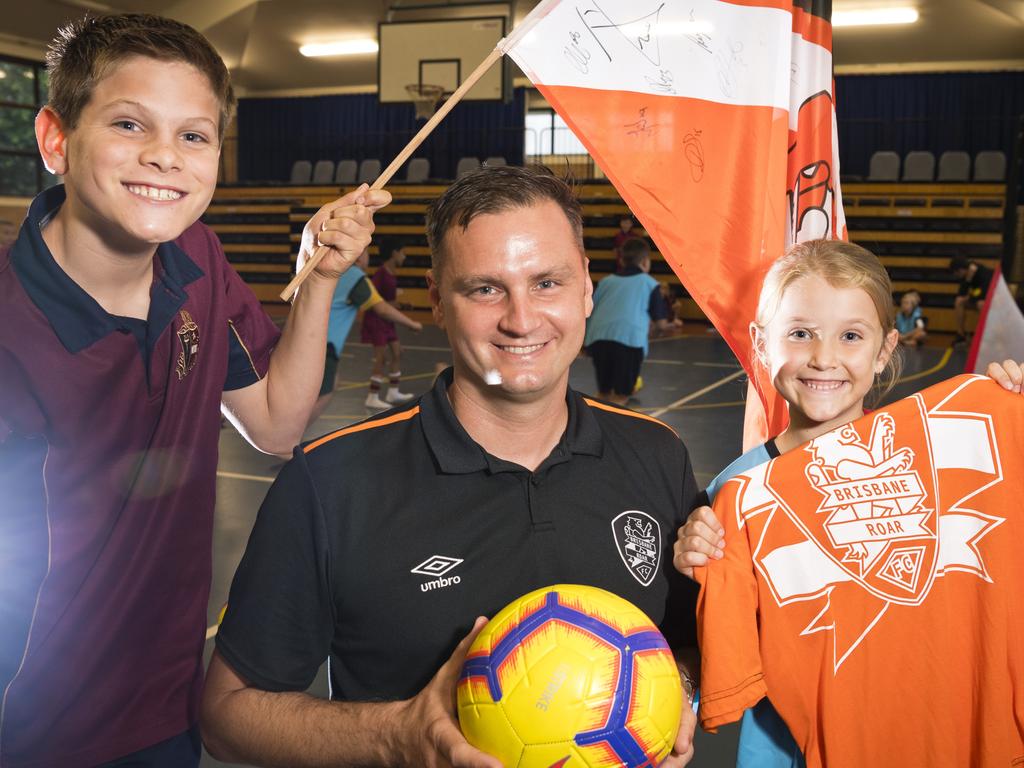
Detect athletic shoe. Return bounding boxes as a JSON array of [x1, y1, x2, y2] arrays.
[[365, 393, 391, 410], [386, 389, 415, 404]]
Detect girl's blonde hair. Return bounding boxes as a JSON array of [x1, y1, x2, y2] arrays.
[[754, 239, 903, 405]]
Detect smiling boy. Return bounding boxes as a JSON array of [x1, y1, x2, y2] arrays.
[[0, 14, 388, 767]]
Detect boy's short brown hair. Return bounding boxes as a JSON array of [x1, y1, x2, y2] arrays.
[[620, 236, 650, 268], [46, 14, 236, 140], [425, 165, 583, 279]]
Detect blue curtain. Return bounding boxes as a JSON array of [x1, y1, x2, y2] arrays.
[[237, 75, 1023, 184], [237, 88, 526, 182], [835, 71, 1024, 178]]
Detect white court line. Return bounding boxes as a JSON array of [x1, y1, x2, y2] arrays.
[[644, 358, 741, 368], [206, 624, 219, 640], [648, 369, 747, 419], [216, 471, 275, 483]]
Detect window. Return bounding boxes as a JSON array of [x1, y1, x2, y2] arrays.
[[524, 109, 587, 157], [0, 56, 53, 197]]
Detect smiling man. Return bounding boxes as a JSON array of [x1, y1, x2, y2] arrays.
[[201, 166, 702, 767]]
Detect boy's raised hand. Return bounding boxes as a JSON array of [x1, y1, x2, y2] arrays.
[[297, 183, 392, 280], [987, 359, 1024, 394]]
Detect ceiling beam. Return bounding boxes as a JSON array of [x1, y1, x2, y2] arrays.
[[977, 0, 1024, 24], [163, 0, 262, 32]]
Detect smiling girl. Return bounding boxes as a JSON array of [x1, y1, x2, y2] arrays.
[[673, 238, 1023, 767]]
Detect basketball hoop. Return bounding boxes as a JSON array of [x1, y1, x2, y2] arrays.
[[406, 83, 444, 120]]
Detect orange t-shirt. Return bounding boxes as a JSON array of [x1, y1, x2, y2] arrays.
[[697, 375, 1024, 768]]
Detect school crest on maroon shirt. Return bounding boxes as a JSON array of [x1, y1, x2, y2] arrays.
[[175, 309, 200, 380]]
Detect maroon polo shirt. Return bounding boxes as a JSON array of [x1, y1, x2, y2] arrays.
[[0, 186, 280, 767]]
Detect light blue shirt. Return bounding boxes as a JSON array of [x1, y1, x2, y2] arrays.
[[895, 306, 923, 335], [706, 442, 806, 768], [326, 266, 368, 351], [584, 271, 660, 356]]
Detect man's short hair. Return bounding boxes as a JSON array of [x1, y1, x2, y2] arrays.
[[425, 165, 583, 277], [46, 14, 236, 140], [949, 255, 970, 273], [620, 237, 650, 268]]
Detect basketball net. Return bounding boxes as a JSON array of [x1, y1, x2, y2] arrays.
[[406, 84, 444, 120]]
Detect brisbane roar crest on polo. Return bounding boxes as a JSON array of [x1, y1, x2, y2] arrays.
[[457, 584, 682, 768]]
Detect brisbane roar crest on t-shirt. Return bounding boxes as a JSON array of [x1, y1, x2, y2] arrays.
[[696, 375, 1024, 768]]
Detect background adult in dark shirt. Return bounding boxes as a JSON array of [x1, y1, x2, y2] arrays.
[[950, 255, 995, 343]]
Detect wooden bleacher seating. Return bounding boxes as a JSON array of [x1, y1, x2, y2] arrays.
[[844, 181, 1008, 334], [209, 177, 1015, 335]]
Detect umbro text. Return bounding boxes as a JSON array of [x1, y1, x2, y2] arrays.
[[420, 575, 462, 592]]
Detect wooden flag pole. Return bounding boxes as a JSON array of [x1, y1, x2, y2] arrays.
[[279, 46, 505, 302]]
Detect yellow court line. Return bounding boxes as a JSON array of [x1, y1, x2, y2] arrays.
[[896, 347, 953, 384], [649, 369, 747, 419], [215, 470, 275, 483]]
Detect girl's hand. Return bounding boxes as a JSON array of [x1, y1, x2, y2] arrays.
[[986, 359, 1023, 393], [673, 505, 725, 580]]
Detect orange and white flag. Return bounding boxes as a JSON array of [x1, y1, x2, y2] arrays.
[[965, 267, 1024, 374], [502, 0, 845, 447]]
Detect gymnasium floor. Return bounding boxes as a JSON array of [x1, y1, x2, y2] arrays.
[[201, 323, 965, 767]]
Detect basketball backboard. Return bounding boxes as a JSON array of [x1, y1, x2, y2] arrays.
[[378, 17, 507, 103]]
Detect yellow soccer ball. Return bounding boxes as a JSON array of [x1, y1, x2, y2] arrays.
[[457, 584, 682, 767]]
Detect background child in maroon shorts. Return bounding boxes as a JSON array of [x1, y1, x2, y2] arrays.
[[362, 238, 419, 408]]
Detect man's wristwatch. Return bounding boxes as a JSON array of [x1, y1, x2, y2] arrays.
[[681, 668, 696, 705]]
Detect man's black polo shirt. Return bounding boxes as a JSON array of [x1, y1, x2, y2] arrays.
[[0, 186, 280, 767], [217, 369, 700, 700]]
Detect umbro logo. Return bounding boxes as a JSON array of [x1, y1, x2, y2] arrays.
[[411, 555, 464, 592]]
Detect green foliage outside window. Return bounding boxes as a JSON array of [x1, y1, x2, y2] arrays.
[[0, 56, 50, 197]]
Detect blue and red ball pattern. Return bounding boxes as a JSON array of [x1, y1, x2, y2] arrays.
[[457, 584, 683, 768]]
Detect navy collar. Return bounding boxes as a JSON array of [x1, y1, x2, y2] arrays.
[[9, 185, 204, 354], [419, 368, 604, 475]]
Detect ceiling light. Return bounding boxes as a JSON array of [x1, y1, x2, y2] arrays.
[[299, 39, 379, 57], [833, 7, 919, 27]]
